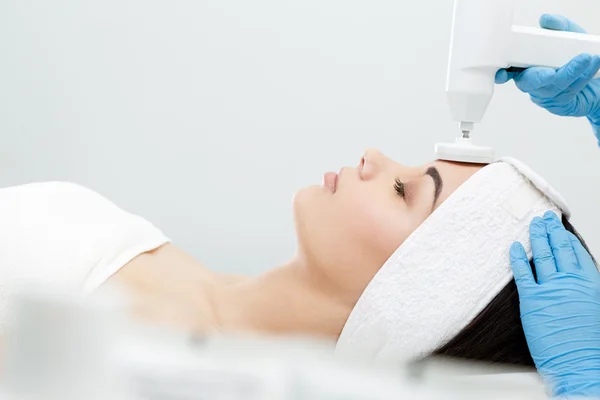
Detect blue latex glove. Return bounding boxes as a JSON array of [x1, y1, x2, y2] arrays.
[[496, 15, 600, 143], [510, 211, 600, 398]]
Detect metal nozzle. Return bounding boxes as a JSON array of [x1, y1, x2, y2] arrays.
[[459, 121, 474, 140]]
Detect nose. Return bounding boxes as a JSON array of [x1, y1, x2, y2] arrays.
[[359, 148, 384, 180]]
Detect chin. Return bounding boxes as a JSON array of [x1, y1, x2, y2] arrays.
[[292, 185, 323, 227], [293, 185, 319, 206], [292, 187, 310, 218]]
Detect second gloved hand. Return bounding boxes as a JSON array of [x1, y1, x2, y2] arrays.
[[496, 15, 600, 143], [510, 211, 600, 398]]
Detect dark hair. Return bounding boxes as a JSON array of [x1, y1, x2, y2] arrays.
[[431, 215, 594, 367]]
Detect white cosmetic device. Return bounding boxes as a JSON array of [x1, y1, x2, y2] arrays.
[[436, 0, 600, 164]]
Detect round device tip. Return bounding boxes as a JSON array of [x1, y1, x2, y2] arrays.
[[434, 138, 494, 164]]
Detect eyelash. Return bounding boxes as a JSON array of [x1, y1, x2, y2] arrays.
[[394, 178, 405, 198]]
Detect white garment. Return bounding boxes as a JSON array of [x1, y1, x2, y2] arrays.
[[336, 159, 566, 362], [0, 182, 170, 328]]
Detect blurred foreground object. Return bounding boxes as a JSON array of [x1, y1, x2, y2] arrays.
[[0, 285, 548, 399]]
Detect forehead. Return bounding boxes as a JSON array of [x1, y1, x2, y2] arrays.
[[431, 161, 485, 209]]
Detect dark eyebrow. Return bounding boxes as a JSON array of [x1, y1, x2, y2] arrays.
[[426, 166, 443, 206]]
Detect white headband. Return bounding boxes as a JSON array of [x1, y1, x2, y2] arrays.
[[335, 158, 567, 361]]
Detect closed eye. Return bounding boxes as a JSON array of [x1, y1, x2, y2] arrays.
[[394, 178, 405, 198]]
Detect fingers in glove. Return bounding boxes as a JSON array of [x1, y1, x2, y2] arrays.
[[544, 211, 579, 273], [567, 231, 599, 276], [496, 67, 526, 84], [554, 54, 594, 90], [566, 55, 600, 94], [530, 216, 557, 283], [540, 14, 587, 34], [510, 242, 536, 289], [495, 69, 510, 84], [514, 68, 556, 94]]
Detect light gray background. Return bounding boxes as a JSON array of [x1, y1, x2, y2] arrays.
[[1, 0, 599, 275]]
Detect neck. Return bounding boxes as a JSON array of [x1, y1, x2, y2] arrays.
[[211, 257, 353, 340]]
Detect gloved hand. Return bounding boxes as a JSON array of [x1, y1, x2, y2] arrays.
[[510, 211, 600, 398], [496, 14, 600, 144]]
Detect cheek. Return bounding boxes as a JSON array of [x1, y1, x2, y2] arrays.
[[293, 186, 420, 301], [326, 193, 415, 298], [294, 187, 405, 255], [294, 187, 419, 258], [343, 196, 411, 261]]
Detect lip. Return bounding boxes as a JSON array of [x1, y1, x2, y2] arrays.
[[322, 172, 338, 193]]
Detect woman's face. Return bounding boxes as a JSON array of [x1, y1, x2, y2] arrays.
[[293, 149, 484, 304]]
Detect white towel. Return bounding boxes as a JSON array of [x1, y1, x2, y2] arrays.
[[335, 158, 568, 361], [0, 182, 170, 329]]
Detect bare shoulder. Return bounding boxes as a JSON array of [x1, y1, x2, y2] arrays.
[[106, 243, 225, 334], [110, 243, 249, 288]]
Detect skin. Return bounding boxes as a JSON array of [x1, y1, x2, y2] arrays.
[[109, 149, 483, 339]]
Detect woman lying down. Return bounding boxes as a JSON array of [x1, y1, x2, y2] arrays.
[[0, 149, 589, 366]]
